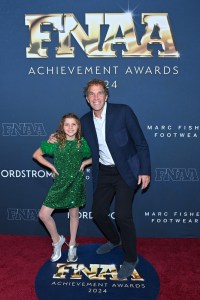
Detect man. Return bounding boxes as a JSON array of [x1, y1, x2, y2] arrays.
[[81, 79, 151, 280]]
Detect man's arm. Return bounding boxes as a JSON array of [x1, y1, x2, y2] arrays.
[[48, 133, 57, 143]]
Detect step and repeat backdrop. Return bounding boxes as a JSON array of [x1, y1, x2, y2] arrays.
[[0, 0, 199, 237]]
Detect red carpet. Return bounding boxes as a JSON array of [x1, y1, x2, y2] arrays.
[[1, 235, 200, 300]]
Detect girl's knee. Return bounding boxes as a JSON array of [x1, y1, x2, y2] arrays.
[[38, 210, 45, 221], [38, 209, 50, 222], [69, 208, 79, 219], [38, 210, 44, 221]]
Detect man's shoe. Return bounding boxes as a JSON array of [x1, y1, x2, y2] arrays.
[[117, 258, 139, 280], [67, 244, 78, 262], [51, 235, 66, 262], [96, 241, 121, 254]]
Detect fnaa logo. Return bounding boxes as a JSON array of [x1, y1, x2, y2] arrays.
[[7, 208, 39, 221], [35, 244, 160, 300], [53, 263, 144, 281], [155, 168, 199, 181], [25, 13, 179, 58], [2, 123, 46, 136]]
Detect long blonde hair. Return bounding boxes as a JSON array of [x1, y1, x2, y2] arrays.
[[54, 113, 82, 147]]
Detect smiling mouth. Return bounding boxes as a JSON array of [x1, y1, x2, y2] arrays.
[[93, 102, 102, 106]]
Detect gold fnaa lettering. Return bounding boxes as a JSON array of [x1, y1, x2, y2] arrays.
[[25, 14, 63, 58], [56, 13, 104, 57], [25, 13, 179, 58], [141, 13, 179, 57], [52, 263, 144, 281], [97, 264, 118, 280], [53, 264, 71, 279], [70, 264, 101, 280]]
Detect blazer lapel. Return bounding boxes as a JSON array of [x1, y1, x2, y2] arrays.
[[105, 103, 114, 142], [87, 112, 99, 147]]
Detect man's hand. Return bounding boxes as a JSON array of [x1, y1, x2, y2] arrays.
[[138, 175, 150, 190], [48, 133, 57, 143]]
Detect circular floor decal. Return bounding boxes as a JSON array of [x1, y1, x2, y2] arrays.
[[35, 244, 160, 300]]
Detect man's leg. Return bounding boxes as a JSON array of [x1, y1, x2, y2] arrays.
[[114, 176, 137, 262], [92, 166, 121, 245], [114, 175, 139, 279]]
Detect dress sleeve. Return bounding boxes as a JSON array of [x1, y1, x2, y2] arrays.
[[81, 137, 92, 158], [40, 141, 57, 156]]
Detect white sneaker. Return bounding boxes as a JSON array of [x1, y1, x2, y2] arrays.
[[51, 235, 66, 262], [67, 244, 78, 262]]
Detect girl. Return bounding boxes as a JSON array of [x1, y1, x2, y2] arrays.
[[33, 113, 92, 262]]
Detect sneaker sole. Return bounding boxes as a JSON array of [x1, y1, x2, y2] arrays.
[[50, 253, 62, 262], [50, 237, 66, 262], [67, 256, 78, 263]]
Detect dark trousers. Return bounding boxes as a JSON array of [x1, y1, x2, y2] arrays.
[[92, 164, 138, 262]]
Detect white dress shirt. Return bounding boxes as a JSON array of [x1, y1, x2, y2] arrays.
[[93, 103, 115, 165]]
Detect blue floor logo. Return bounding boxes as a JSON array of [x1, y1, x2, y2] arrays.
[[35, 244, 160, 300]]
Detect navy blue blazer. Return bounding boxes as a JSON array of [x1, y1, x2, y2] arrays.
[[81, 103, 151, 191]]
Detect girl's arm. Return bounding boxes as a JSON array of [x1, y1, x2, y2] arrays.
[[80, 158, 92, 171], [33, 148, 59, 176]]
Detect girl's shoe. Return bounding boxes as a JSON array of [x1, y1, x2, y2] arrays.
[[67, 244, 78, 262], [51, 235, 66, 262]]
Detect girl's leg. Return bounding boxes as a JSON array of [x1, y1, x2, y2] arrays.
[[39, 205, 66, 262], [67, 207, 79, 262], [38, 205, 59, 244], [68, 207, 79, 246]]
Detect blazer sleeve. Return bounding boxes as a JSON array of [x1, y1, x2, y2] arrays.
[[125, 106, 151, 175]]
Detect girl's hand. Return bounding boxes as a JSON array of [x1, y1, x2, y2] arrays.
[[80, 158, 92, 171], [80, 162, 86, 172], [51, 166, 59, 177]]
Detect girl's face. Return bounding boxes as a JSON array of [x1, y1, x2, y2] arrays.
[[63, 118, 79, 140]]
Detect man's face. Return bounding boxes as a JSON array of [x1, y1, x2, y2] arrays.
[[86, 84, 107, 115]]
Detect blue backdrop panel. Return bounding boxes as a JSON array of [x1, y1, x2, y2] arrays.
[[0, 0, 199, 237]]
